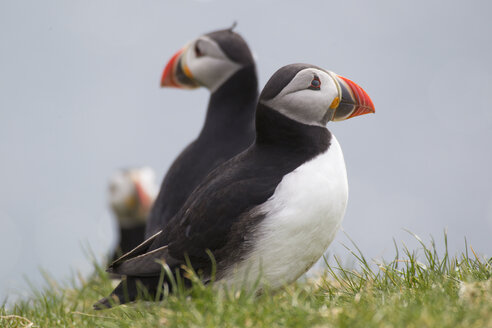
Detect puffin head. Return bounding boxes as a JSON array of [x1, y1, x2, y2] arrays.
[[260, 63, 375, 126], [108, 167, 158, 229], [160, 27, 255, 92]]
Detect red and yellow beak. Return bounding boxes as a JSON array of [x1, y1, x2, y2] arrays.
[[133, 180, 153, 213], [329, 73, 375, 121], [160, 47, 199, 89]]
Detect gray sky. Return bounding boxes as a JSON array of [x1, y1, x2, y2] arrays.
[[1, 0, 491, 301]]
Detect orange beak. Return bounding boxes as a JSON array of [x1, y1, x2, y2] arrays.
[[331, 74, 375, 121], [160, 47, 199, 89], [161, 49, 184, 88], [134, 180, 153, 213]]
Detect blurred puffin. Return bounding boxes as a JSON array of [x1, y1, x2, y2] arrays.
[[108, 167, 158, 261], [145, 27, 258, 238], [95, 63, 374, 309]]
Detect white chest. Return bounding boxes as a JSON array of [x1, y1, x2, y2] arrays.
[[222, 135, 348, 289]]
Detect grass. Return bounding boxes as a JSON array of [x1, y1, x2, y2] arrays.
[[1, 233, 491, 328]]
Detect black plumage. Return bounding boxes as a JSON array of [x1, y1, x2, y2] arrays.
[[110, 224, 146, 262], [95, 65, 334, 309], [145, 30, 258, 238]]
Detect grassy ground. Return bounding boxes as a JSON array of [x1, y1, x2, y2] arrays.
[[1, 235, 491, 328]]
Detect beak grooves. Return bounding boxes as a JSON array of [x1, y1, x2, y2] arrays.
[[161, 49, 184, 88], [338, 76, 375, 118]]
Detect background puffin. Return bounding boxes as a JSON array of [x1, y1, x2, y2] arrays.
[[108, 167, 158, 261], [145, 27, 258, 238], [95, 63, 374, 309]]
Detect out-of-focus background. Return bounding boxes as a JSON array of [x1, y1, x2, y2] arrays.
[[1, 0, 491, 302]]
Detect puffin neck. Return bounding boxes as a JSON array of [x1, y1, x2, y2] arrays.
[[199, 65, 258, 137], [255, 103, 331, 154]]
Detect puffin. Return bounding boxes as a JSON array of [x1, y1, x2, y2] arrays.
[[94, 63, 375, 309], [145, 27, 258, 238], [108, 167, 158, 261]]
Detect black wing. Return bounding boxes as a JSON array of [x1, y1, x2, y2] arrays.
[[108, 230, 178, 276], [113, 108, 331, 278], [160, 144, 299, 272], [108, 145, 280, 277], [109, 230, 162, 268]]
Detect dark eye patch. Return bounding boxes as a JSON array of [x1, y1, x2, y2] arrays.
[[308, 75, 321, 90], [194, 41, 203, 57]]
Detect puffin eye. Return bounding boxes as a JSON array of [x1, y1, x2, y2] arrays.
[[308, 76, 321, 90], [194, 42, 203, 57]]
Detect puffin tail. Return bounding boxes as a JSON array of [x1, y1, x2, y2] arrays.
[[93, 276, 161, 310]]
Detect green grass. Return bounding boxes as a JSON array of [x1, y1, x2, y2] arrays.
[[1, 234, 491, 328]]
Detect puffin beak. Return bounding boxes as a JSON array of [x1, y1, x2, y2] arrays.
[[160, 47, 199, 89], [329, 74, 375, 121], [133, 180, 153, 211]]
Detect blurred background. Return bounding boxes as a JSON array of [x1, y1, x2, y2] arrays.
[[1, 0, 491, 303]]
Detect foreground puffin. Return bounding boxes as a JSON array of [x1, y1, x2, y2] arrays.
[[145, 27, 258, 238], [108, 167, 158, 261], [95, 63, 374, 309]]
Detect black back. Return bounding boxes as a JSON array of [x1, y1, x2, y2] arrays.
[[146, 105, 331, 275], [95, 64, 335, 309], [145, 33, 258, 238]]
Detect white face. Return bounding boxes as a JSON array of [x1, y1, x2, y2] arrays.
[[182, 36, 242, 92], [108, 171, 134, 211], [108, 167, 158, 227], [261, 68, 341, 127]]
